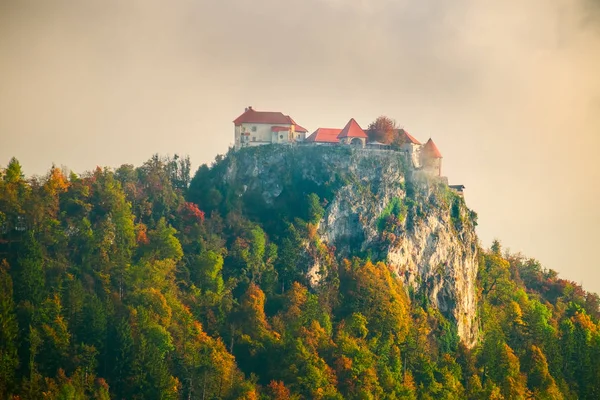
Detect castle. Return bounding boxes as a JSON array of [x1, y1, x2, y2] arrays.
[[233, 106, 445, 179]]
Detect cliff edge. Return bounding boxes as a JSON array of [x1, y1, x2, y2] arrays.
[[208, 145, 479, 346]]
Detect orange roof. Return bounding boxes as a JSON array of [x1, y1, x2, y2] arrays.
[[422, 138, 442, 158], [294, 124, 308, 133], [288, 117, 308, 133], [306, 128, 342, 143], [364, 128, 422, 145], [272, 124, 308, 133], [398, 129, 421, 145], [233, 107, 296, 126], [338, 118, 368, 139]]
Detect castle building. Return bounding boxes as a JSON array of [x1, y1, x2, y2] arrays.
[[233, 108, 446, 179], [421, 138, 443, 177], [393, 129, 422, 168], [306, 118, 368, 148], [337, 118, 368, 147], [305, 128, 342, 144], [233, 106, 308, 150]]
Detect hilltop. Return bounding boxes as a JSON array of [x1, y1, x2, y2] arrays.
[[1, 148, 599, 399], [189, 145, 478, 345]]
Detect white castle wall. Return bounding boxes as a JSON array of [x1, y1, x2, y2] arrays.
[[235, 123, 297, 150]]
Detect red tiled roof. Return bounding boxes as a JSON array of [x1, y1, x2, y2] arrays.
[[398, 129, 421, 145], [338, 118, 368, 139], [286, 116, 308, 133], [272, 125, 308, 133], [306, 128, 342, 143], [294, 124, 308, 133], [234, 107, 294, 125], [422, 138, 442, 158], [364, 128, 421, 145]]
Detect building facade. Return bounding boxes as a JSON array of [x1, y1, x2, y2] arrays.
[[233, 106, 308, 150]]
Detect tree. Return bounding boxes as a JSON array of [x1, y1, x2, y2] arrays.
[[267, 380, 293, 400], [306, 193, 324, 224], [522, 345, 562, 399], [15, 232, 45, 306], [4, 157, 24, 183], [145, 217, 183, 262], [367, 116, 398, 144], [339, 260, 410, 342], [106, 316, 135, 399], [192, 250, 224, 294], [0, 261, 19, 396], [4, 153, 600, 399], [479, 327, 528, 399]]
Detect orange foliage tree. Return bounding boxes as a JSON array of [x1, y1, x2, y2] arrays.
[[367, 116, 398, 144]]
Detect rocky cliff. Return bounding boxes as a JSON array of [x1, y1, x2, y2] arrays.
[[221, 145, 479, 346]]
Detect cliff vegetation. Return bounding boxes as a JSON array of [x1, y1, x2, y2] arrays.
[[0, 148, 599, 399]]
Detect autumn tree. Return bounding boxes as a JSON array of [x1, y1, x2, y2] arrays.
[[367, 115, 398, 144], [2, 153, 600, 399]]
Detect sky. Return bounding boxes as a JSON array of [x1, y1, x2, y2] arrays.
[[1, 0, 599, 292]]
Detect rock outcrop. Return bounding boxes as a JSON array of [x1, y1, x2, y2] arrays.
[[223, 145, 480, 346]]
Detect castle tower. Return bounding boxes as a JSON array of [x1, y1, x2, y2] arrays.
[[421, 138, 442, 176], [337, 118, 368, 147]]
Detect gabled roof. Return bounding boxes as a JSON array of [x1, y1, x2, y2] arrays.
[[234, 107, 308, 132], [289, 117, 308, 133], [363, 128, 421, 145], [422, 138, 442, 158], [233, 107, 290, 125], [306, 128, 342, 143], [338, 118, 368, 139], [398, 129, 421, 145], [294, 124, 308, 133]]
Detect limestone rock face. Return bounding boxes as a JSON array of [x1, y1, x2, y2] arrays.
[[224, 145, 479, 346]]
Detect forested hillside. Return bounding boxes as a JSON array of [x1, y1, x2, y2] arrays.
[[1, 150, 599, 399]]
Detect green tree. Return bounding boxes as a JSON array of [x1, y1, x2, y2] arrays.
[[192, 250, 224, 294], [145, 217, 183, 262], [15, 233, 45, 306], [0, 261, 19, 396], [479, 327, 528, 399], [522, 345, 563, 399]]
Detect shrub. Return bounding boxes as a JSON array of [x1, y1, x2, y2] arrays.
[[377, 197, 407, 233]]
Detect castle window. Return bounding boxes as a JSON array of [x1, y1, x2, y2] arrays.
[[251, 126, 257, 132]]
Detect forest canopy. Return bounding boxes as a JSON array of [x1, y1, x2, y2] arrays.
[[1, 154, 599, 399]]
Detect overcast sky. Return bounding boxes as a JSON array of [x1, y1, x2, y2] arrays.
[[1, 0, 599, 292]]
